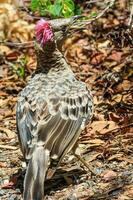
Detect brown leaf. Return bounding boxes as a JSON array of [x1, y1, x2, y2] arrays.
[[0, 127, 15, 138], [102, 170, 117, 182], [1, 175, 18, 189], [84, 152, 101, 162], [6, 51, 20, 61], [81, 64, 89, 72], [91, 121, 118, 134], [119, 185, 133, 199], [117, 157, 133, 164], [90, 53, 105, 65], [0, 91, 8, 96], [0, 161, 7, 168], [109, 112, 121, 123], [108, 51, 123, 62], [116, 80, 131, 93], [0, 144, 17, 150], [87, 139, 105, 145], [0, 45, 11, 54], [108, 153, 124, 161]]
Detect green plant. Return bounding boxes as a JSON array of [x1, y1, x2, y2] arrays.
[[30, 0, 81, 18], [9, 56, 27, 78]]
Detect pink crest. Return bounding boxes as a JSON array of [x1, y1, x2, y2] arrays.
[[35, 19, 54, 46]]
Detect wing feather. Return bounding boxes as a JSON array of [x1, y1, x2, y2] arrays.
[[17, 74, 93, 162]]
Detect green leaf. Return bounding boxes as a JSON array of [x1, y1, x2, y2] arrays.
[[30, 0, 51, 12], [30, 0, 40, 11], [90, 11, 98, 18], [39, 5, 47, 16], [30, 0, 81, 18], [54, 1, 62, 16], [48, 3, 62, 17], [75, 4, 82, 15], [62, 0, 75, 17], [17, 66, 25, 77]]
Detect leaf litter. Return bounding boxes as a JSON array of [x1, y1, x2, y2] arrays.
[[0, 1, 133, 200]]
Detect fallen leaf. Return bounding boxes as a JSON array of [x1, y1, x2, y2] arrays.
[[87, 139, 105, 145], [84, 152, 101, 162], [109, 112, 121, 123], [0, 144, 17, 150], [90, 53, 105, 65], [0, 45, 11, 54], [108, 51, 123, 62], [101, 170, 117, 182], [91, 121, 118, 134], [117, 157, 133, 164], [0, 161, 7, 168], [108, 153, 124, 161], [0, 127, 15, 138], [1, 175, 18, 189]]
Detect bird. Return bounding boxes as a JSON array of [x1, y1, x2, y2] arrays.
[[16, 17, 93, 200]]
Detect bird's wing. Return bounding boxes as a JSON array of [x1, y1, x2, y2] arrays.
[[16, 75, 93, 160]]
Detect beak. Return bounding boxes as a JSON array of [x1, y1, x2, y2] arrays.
[[68, 15, 86, 31], [49, 18, 72, 31], [49, 15, 84, 32]]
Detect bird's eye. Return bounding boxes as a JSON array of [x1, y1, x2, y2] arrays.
[[62, 26, 67, 32]]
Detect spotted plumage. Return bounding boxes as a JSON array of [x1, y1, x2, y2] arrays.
[[16, 18, 93, 200]]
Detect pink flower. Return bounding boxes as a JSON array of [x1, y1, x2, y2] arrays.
[[35, 19, 54, 46]]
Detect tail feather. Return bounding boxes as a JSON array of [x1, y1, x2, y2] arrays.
[[23, 147, 50, 200]]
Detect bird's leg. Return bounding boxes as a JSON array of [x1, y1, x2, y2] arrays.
[[46, 158, 59, 180], [72, 143, 96, 175]]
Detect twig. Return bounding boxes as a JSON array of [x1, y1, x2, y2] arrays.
[[128, 0, 133, 28], [74, 153, 96, 176], [85, 0, 108, 4], [102, 123, 133, 135], [0, 144, 18, 150], [0, 41, 34, 48], [90, 0, 115, 22], [85, 0, 115, 25], [71, 0, 115, 29]]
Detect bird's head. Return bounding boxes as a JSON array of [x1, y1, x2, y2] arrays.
[[35, 19, 54, 47], [35, 17, 81, 50]]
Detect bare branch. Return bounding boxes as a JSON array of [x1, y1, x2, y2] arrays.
[[77, 0, 115, 26], [69, 0, 115, 32], [89, 0, 115, 22]]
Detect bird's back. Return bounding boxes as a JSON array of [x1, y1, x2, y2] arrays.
[[16, 18, 94, 200], [17, 69, 93, 163]]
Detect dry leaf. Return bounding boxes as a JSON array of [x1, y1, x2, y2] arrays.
[[108, 51, 123, 62], [87, 139, 105, 145], [102, 170, 117, 182], [0, 127, 15, 138], [108, 153, 124, 161], [90, 53, 105, 65], [84, 152, 101, 162], [0, 45, 11, 54], [91, 121, 118, 134]]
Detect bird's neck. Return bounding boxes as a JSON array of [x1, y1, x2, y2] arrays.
[[36, 42, 71, 74]]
